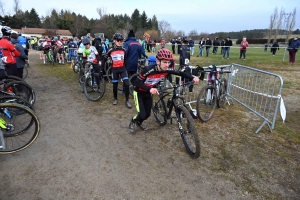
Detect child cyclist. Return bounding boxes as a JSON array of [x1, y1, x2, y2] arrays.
[[101, 33, 132, 108], [129, 48, 199, 132]]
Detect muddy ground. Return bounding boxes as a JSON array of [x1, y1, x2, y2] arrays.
[[0, 50, 299, 199]]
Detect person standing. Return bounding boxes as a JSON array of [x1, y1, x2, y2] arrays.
[[160, 37, 166, 49], [223, 36, 232, 59], [271, 42, 279, 56], [188, 37, 195, 56], [239, 38, 249, 60], [220, 39, 225, 55], [171, 38, 176, 54], [287, 36, 300, 64], [205, 36, 212, 57], [197, 37, 205, 57], [212, 37, 220, 54], [102, 33, 132, 108], [10, 33, 28, 79], [0, 26, 20, 76], [176, 37, 182, 54]]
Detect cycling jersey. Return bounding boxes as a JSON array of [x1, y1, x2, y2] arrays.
[[83, 46, 99, 63], [103, 47, 126, 68], [0, 38, 20, 64], [133, 64, 195, 93]]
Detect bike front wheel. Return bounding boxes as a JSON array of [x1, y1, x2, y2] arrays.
[[84, 73, 106, 101], [176, 105, 200, 159], [0, 103, 40, 154], [196, 85, 217, 122]]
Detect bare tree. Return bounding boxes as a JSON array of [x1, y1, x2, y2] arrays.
[[96, 7, 107, 20], [158, 20, 171, 38], [13, 0, 20, 14], [188, 29, 198, 38], [285, 7, 296, 42], [0, 0, 5, 16], [267, 7, 278, 44], [274, 7, 284, 42]]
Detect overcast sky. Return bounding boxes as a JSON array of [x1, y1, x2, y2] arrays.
[[1, 0, 299, 34]]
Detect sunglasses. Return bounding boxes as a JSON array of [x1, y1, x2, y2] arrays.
[[116, 39, 123, 42]]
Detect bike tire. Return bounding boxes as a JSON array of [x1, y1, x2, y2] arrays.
[[73, 61, 82, 73], [0, 103, 40, 154], [152, 97, 167, 126], [3, 81, 36, 106], [84, 73, 106, 101], [217, 78, 227, 108], [0, 96, 34, 110], [196, 85, 217, 122], [176, 105, 200, 159], [22, 64, 28, 79], [129, 73, 139, 96], [106, 66, 112, 83]]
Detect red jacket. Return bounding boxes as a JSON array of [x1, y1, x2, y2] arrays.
[[240, 40, 249, 50], [0, 38, 20, 64]]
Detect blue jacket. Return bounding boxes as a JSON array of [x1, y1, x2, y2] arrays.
[[124, 37, 142, 72], [10, 38, 28, 68], [288, 39, 300, 52]]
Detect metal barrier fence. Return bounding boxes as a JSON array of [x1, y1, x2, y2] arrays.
[[65, 48, 77, 63], [177, 64, 283, 134]]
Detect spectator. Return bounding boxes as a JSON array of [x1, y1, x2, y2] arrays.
[[151, 40, 156, 53], [160, 37, 166, 49], [271, 42, 279, 56], [197, 37, 205, 57], [105, 38, 110, 49], [212, 37, 220, 54], [287, 36, 300, 64], [10, 33, 28, 79], [90, 33, 103, 58], [171, 38, 176, 54], [188, 37, 195, 56], [223, 36, 232, 59], [264, 43, 268, 52], [205, 36, 212, 57], [220, 39, 225, 55], [176, 37, 182, 54], [239, 38, 249, 60], [179, 37, 191, 69]]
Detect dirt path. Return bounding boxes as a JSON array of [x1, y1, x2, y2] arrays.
[[0, 50, 298, 199]]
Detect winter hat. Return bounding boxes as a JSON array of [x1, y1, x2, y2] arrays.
[[128, 30, 135, 38]]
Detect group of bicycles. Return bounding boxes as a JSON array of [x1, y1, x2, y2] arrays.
[[0, 74, 40, 154]]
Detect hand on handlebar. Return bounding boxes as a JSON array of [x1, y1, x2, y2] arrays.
[[193, 77, 200, 84], [150, 88, 159, 95]]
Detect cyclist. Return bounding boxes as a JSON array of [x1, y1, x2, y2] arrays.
[[128, 48, 199, 132], [101, 33, 132, 108], [42, 38, 52, 64], [82, 37, 103, 87], [0, 26, 20, 76], [54, 37, 65, 64]]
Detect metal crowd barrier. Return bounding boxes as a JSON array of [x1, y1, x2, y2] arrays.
[[65, 48, 78, 63], [175, 64, 283, 133]]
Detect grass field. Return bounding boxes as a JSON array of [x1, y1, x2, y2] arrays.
[[36, 45, 300, 198]]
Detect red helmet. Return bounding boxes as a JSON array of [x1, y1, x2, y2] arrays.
[[156, 48, 173, 61]]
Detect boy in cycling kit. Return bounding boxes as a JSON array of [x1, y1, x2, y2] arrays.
[[129, 48, 199, 132], [101, 33, 132, 108], [42, 38, 52, 64]]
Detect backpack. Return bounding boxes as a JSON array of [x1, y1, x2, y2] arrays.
[[18, 36, 27, 49]]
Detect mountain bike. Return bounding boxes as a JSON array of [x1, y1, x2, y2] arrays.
[[46, 49, 55, 66], [196, 65, 231, 122], [0, 103, 40, 154], [152, 80, 200, 159], [72, 53, 83, 73], [83, 62, 106, 101]]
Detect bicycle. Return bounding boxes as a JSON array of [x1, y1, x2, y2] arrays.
[[45, 48, 55, 66], [128, 58, 147, 96], [83, 62, 106, 101], [22, 61, 29, 79], [196, 65, 231, 122], [152, 80, 200, 159], [0, 102, 40, 154]]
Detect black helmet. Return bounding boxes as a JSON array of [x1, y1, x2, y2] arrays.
[[113, 33, 124, 40], [1, 26, 12, 36], [82, 37, 90, 45], [182, 36, 188, 43]]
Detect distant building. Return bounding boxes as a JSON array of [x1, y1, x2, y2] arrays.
[[14, 27, 72, 39]]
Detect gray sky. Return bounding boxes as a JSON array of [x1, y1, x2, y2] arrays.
[[2, 0, 299, 34]]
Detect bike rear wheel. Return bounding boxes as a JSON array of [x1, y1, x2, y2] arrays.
[[196, 85, 217, 122], [152, 97, 167, 126], [217, 78, 228, 108], [22, 64, 29, 79], [3, 81, 36, 106], [0, 103, 40, 154], [84, 73, 106, 101], [176, 105, 200, 158]]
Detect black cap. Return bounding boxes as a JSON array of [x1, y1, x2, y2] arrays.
[[128, 30, 135, 38]]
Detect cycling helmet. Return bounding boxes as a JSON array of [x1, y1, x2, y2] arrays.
[[1, 26, 12, 36], [156, 48, 174, 61], [148, 55, 157, 65], [113, 33, 124, 40], [82, 37, 90, 45]]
